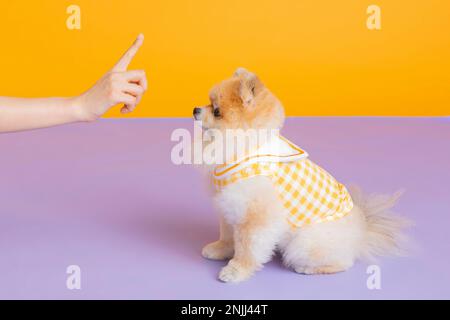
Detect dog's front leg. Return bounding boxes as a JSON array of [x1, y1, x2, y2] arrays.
[[202, 215, 234, 260], [219, 206, 279, 283]]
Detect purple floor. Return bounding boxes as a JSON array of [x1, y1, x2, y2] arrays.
[[1, 117, 449, 300]]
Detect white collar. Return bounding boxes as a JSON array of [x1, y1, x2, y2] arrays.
[[213, 135, 308, 179]]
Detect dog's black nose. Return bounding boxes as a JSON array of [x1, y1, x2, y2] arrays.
[[193, 108, 202, 116]]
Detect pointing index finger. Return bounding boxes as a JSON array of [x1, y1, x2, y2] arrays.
[[112, 34, 144, 72]]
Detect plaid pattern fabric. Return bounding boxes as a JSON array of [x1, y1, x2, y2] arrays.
[[213, 159, 353, 228]]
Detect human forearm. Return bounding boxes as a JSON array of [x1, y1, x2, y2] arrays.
[[0, 97, 83, 133]]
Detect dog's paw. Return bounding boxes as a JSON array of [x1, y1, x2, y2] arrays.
[[218, 261, 252, 283], [202, 241, 234, 260]]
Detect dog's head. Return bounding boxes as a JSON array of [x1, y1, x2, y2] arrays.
[[193, 68, 285, 131]]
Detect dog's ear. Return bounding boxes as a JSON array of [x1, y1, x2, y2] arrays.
[[233, 67, 251, 77], [234, 68, 262, 108]]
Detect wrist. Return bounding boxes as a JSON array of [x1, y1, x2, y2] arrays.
[[68, 95, 96, 123]]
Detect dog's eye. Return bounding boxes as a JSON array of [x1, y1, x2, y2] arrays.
[[213, 108, 221, 118]]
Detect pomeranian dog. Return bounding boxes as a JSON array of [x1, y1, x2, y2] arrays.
[[193, 68, 409, 283]]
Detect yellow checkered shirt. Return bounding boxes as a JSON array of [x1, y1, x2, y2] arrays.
[[213, 159, 353, 228]]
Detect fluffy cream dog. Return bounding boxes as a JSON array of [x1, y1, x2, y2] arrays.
[[193, 68, 409, 283]]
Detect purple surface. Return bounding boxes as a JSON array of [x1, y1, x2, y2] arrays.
[[0, 117, 449, 300]]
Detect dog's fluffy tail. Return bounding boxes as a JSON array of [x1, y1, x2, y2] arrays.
[[349, 186, 412, 261]]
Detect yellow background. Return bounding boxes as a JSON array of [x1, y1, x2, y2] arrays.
[[0, 1, 449, 117]]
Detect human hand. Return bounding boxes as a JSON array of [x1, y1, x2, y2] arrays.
[[73, 34, 148, 121]]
